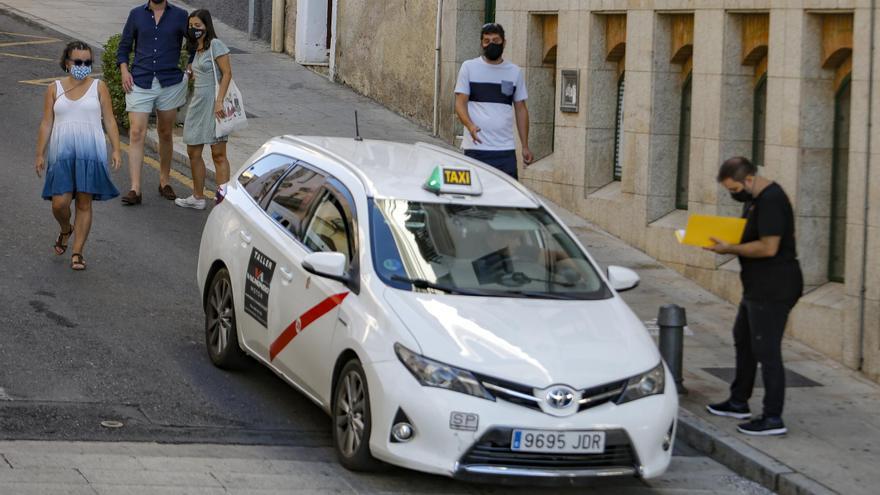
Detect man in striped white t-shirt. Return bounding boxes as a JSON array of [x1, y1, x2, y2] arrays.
[[454, 23, 533, 179]]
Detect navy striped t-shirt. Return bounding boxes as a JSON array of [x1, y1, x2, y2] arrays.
[[454, 57, 528, 151]]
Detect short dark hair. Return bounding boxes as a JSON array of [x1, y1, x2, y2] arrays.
[[59, 40, 91, 72], [717, 156, 757, 182], [187, 9, 219, 53], [481, 22, 505, 40]]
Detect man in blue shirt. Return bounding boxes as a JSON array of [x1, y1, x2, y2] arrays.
[[117, 0, 191, 205]]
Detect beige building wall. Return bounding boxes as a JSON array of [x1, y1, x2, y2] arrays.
[[492, 0, 879, 383], [332, 0, 439, 128]]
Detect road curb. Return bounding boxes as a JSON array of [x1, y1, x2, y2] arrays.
[[676, 408, 837, 495]]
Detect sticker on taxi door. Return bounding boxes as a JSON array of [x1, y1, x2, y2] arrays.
[[244, 247, 276, 327]]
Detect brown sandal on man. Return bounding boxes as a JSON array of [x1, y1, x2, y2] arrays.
[[71, 253, 86, 271], [121, 190, 142, 205], [158, 184, 177, 200], [54, 227, 72, 256]]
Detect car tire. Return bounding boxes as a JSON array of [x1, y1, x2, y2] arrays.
[[205, 267, 248, 369], [332, 359, 382, 471]]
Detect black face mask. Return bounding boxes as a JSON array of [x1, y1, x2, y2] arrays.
[[483, 42, 504, 61], [189, 28, 205, 40], [730, 189, 752, 203]]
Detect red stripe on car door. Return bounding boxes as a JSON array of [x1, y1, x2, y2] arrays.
[[269, 292, 349, 361]]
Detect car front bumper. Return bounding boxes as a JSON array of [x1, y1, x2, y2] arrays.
[[365, 360, 678, 484]]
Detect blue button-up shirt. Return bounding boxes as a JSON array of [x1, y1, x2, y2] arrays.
[[117, 2, 192, 89]]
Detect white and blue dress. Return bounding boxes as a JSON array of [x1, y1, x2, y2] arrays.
[[41, 79, 119, 201]]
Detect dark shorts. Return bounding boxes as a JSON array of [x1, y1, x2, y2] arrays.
[[464, 149, 518, 180]]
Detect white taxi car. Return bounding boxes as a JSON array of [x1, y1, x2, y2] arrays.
[[196, 136, 678, 484]]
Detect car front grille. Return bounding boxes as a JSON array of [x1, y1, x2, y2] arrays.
[[475, 374, 628, 414], [459, 428, 638, 471]]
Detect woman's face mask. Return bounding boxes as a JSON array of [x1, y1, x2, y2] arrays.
[[70, 64, 92, 81], [189, 28, 205, 40]]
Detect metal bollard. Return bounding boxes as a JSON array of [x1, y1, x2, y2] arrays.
[[657, 304, 687, 394]]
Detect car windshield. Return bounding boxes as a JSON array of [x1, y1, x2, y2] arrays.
[[369, 199, 611, 300]]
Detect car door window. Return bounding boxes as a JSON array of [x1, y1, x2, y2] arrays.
[[237, 154, 294, 205], [265, 165, 326, 238], [303, 192, 353, 265]]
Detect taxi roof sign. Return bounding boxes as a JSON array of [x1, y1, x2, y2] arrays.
[[423, 165, 483, 196]]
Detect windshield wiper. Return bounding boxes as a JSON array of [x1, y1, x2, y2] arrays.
[[390, 275, 495, 296], [497, 271, 575, 288], [504, 290, 583, 300]]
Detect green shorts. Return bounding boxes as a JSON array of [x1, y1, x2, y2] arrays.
[[125, 76, 188, 113]]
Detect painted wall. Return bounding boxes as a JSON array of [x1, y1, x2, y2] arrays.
[[190, 0, 274, 42], [333, 0, 439, 128]]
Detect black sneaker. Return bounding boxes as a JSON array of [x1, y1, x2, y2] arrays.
[[737, 415, 787, 436], [706, 399, 751, 419]]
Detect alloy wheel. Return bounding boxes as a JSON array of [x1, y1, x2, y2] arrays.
[[207, 275, 233, 356], [335, 370, 366, 458]]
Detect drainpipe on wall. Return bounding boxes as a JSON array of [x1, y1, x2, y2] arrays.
[[248, 0, 255, 40], [329, 0, 339, 80], [432, 0, 444, 136], [858, 0, 876, 371], [271, 0, 285, 52]]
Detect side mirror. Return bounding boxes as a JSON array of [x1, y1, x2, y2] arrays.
[[607, 265, 640, 292], [302, 252, 349, 284]]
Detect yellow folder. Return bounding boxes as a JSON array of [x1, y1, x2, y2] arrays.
[[675, 214, 747, 248]]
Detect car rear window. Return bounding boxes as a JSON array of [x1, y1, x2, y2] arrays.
[[237, 154, 294, 205]]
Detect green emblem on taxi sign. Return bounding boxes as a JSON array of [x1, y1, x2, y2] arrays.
[[424, 166, 444, 193]]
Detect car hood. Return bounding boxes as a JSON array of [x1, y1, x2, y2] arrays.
[[383, 289, 660, 389]]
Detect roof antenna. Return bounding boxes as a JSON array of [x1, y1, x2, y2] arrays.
[[354, 111, 363, 142]]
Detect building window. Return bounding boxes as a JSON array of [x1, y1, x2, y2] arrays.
[[675, 73, 693, 210], [526, 14, 558, 163], [829, 75, 851, 282], [752, 74, 767, 167], [612, 72, 625, 181]]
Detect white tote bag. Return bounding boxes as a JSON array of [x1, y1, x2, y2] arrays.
[[210, 41, 247, 138]]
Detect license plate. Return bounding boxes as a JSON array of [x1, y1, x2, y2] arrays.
[[511, 429, 606, 454]]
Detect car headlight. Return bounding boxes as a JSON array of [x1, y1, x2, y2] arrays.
[[616, 362, 666, 404], [394, 343, 494, 401]]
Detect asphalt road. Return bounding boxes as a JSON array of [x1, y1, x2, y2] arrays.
[[0, 11, 775, 494], [0, 11, 330, 447]]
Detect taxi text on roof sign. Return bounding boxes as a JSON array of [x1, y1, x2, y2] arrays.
[[423, 166, 482, 196]]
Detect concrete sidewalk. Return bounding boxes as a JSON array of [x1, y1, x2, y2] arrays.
[[0, 441, 775, 495], [4, 1, 879, 494]]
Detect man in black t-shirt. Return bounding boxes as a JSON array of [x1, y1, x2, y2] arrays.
[[703, 157, 803, 436]]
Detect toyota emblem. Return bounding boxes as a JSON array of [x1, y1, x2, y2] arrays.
[[546, 387, 575, 409]]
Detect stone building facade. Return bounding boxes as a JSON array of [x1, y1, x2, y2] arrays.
[[275, 0, 880, 383]]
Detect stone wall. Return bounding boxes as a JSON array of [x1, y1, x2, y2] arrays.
[[333, 0, 439, 128], [486, 0, 880, 382]]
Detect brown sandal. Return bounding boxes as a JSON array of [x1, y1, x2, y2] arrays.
[[71, 253, 86, 271], [158, 184, 177, 200], [54, 228, 72, 255]]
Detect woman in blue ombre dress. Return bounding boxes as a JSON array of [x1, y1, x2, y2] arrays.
[[34, 41, 121, 271]]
